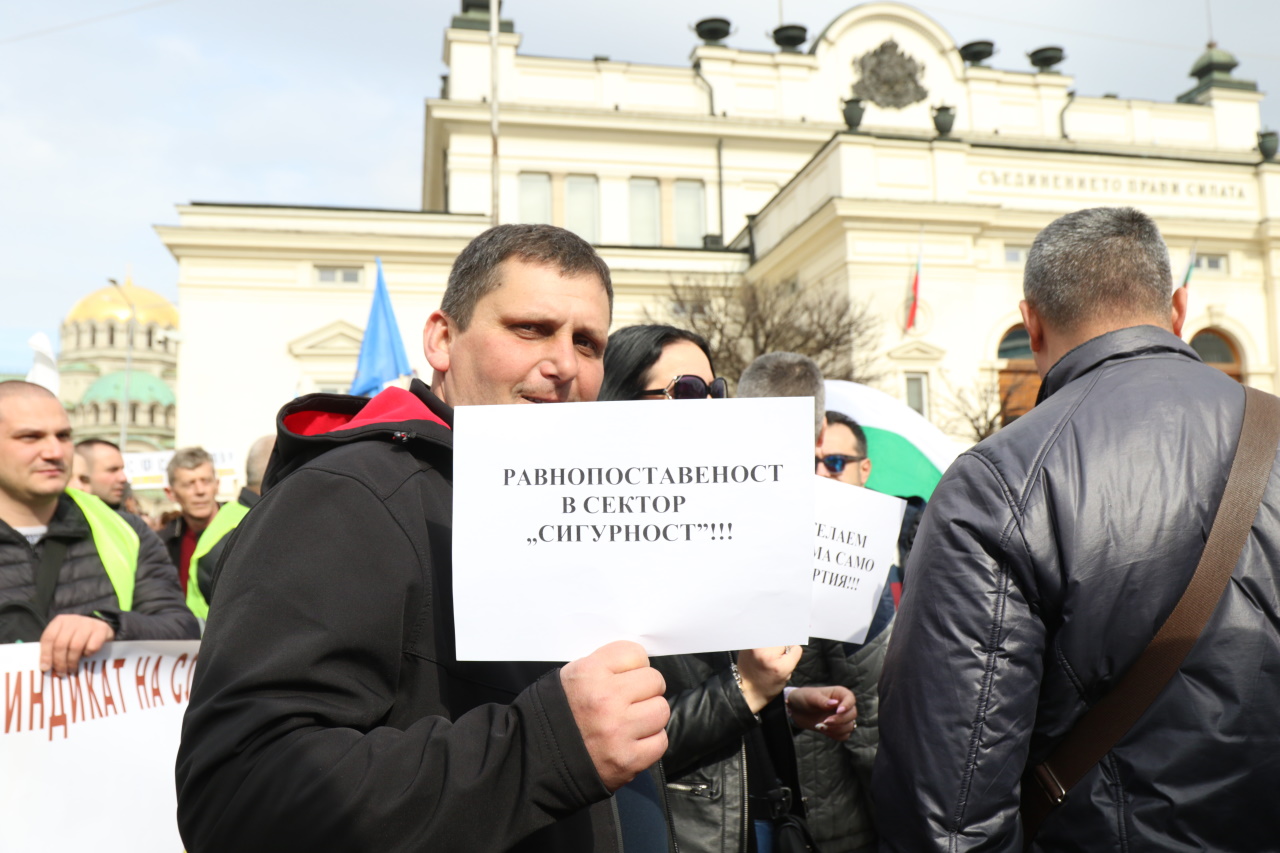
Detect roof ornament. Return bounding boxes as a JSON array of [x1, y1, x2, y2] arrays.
[[851, 39, 927, 110]]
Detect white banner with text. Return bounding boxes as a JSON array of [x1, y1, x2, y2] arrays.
[[0, 640, 199, 852]]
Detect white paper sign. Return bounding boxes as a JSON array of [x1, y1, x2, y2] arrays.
[[809, 476, 906, 643], [0, 640, 199, 852], [453, 397, 815, 660]]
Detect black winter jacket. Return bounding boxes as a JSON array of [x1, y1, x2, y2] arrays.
[[789, 631, 889, 853], [0, 494, 198, 640], [874, 326, 1280, 851], [175, 381, 615, 853]]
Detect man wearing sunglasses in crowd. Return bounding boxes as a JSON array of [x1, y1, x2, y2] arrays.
[[816, 411, 872, 488]]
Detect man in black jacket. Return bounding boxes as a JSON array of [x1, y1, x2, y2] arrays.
[[176, 224, 670, 853], [874, 206, 1280, 850], [0, 382, 198, 669]]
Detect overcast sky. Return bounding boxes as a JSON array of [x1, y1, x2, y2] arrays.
[[2, 0, 1276, 373]]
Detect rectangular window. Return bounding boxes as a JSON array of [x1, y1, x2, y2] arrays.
[[518, 173, 552, 225], [564, 175, 600, 244], [674, 180, 706, 248], [1004, 245, 1030, 265], [629, 178, 661, 247], [316, 266, 362, 285], [1194, 253, 1228, 273], [905, 372, 928, 417]]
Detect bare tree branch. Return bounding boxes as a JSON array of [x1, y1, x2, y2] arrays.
[[644, 274, 882, 389]]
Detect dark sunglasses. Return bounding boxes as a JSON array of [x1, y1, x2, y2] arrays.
[[816, 454, 865, 474], [640, 375, 729, 400]]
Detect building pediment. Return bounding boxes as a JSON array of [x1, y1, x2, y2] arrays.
[[288, 320, 364, 359], [886, 340, 945, 362]]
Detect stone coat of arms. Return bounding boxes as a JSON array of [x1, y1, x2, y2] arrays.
[[852, 39, 928, 109]]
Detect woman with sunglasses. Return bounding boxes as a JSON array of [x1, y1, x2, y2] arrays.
[[598, 324, 727, 403], [601, 325, 851, 853]]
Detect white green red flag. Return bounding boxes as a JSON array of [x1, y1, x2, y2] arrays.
[[823, 380, 963, 500]]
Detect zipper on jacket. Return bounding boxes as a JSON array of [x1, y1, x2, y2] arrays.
[[664, 781, 713, 797], [610, 793, 625, 853], [392, 430, 414, 444], [655, 760, 680, 853], [740, 739, 749, 852]]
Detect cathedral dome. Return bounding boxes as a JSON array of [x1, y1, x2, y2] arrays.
[[81, 371, 176, 407], [65, 281, 179, 328]]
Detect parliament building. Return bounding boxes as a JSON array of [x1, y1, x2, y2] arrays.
[[157, 1, 1278, 455]]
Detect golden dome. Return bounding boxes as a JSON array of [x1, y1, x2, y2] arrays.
[[65, 281, 179, 328]]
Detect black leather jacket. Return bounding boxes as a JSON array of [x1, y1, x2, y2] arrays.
[[875, 326, 1280, 851]]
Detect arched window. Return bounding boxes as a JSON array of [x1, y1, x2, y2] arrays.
[[89, 325, 97, 347], [998, 325, 1041, 425], [1190, 328, 1243, 382], [109, 402, 118, 423], [108, 324, 115, 347], [92, 404, 100, 425], [149, 404, 159, 425], [146, 327, 154, 349], [130, 402, 138, 424]]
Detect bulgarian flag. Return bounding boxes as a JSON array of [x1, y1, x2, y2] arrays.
[[824, 380, 963, 500], [905, 250, 922, 332], [1182, 243, 1197, 289]]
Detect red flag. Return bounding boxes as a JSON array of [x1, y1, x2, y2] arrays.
[[905, 253, 921, 332]]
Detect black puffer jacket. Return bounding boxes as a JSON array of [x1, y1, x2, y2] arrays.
[[0, 494, 198, 640], [176, 381, 615, 853], [790, 631, 890, 853], [875, 326, 1280, 851]]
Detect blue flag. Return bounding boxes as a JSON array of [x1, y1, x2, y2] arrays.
[[349, 258, 412, 396]]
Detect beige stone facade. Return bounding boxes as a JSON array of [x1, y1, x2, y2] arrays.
[[158, 2, 1277, 455]]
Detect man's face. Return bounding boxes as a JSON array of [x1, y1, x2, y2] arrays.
[[0, 395, 72, 507], [83, 445, 128, 507], [817, 423, 872, 487], [425, 259, 610, 406], [167, 462, 218, 524]]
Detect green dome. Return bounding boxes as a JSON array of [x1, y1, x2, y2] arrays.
[[81, 371, 175, 407], [1190, 44, 1238, 80]]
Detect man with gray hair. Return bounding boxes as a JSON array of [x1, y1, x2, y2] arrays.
[[159, 446, 219, 597], [875, 207, 1280, 850], [187, 434, 276, 619], [737, 352, 826, 440], [737, 352, 883, 853]]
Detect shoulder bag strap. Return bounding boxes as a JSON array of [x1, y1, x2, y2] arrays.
[[1023, 386, 1280, 844], [32, 537, 69, 620]]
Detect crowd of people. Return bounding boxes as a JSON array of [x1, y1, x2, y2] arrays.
[[2, 206, 1278, 852]]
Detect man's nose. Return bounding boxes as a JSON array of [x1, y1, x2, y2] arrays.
[[541, 334, 580, 384]]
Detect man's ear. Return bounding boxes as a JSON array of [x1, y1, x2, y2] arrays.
[[1171, 284, 1189, 337], [164, 486, 174, 503], [861, 457, 872, 482], [1019, 300, 1045, 353], [423, 310, 453, 374]]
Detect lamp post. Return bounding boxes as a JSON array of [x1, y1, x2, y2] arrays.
[[109, 278, 136, 449]]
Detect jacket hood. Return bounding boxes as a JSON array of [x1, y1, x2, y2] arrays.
[[263, 378, 453, 490]]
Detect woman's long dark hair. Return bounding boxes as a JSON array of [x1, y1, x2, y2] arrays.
[[598, 324, 716, 402]]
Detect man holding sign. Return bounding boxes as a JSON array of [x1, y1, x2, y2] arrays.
[[177, 225, 669, 852]]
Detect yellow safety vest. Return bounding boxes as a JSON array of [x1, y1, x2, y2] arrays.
[[64, 489, 140, 611], [188, 500, 251, 619]]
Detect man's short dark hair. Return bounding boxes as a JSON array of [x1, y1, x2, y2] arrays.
[[167, 446, 214, 485], [75, 437, 120, 460], [599, 324, 715, 402], [1024, 206, 1172, 331], [825, 410, 868, 458], [737, 353, 825, 440], [441, 224, 613, 330]]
